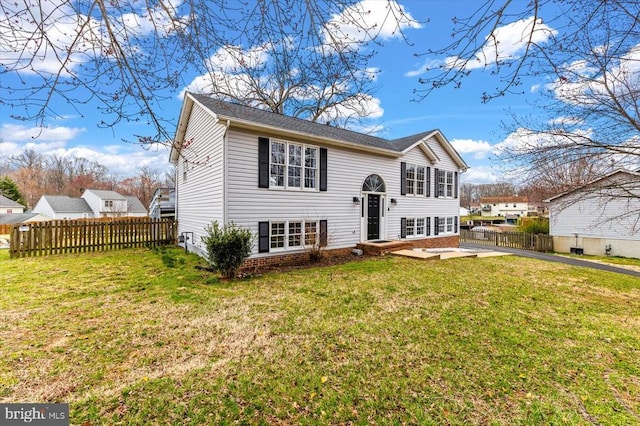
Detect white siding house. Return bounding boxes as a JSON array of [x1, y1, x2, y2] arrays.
[[33, 196, 94, 219], [546, 170, 640, 258], [0, 195, 24, 214], [170, 94, 468, 266], [33, 190, 147, 219], [81, 190, 128, 217], [480, 197, 529, 218]]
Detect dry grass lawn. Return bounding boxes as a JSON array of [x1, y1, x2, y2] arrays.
[[1, 247, 639, 424]]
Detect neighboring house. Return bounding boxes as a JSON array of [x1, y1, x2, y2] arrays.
[[545, 169, 640, 258], [527, 202, 548, 217], [0, 194, 24, 214], [81, 189, 128, 217], [480, 196, 529, 223], [124, 196, 149, 217], [33, 195, 94, 220], [149, 187, 176, 219], [170, 93, 468, 268], [33, 190, 147, 219]]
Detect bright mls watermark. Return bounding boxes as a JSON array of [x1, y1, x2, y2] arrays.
[[0, 404, 68, 425]]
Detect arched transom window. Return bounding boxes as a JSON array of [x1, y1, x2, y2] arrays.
[[362, 174, 385, 193]]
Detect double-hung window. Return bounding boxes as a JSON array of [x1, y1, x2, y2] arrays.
[[405, 163, 426, 196], [270, 141, 318, 190], [437, 170, 446, 197], [405, 217, 426, 238], [446, 172, 454, 197], [437, 170, 455, 198], [270, 220, 319, 251], [406, 218, 416, 237]]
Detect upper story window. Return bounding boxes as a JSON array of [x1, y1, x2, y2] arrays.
[[270, 141, 318, 190], [437, 170, 455, 198], [405, 164, 426, 196], [105, 200, 114, 208], [446, 172, 454, 197]]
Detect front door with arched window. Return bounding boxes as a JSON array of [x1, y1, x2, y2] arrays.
[[361, 174, 386, 241]]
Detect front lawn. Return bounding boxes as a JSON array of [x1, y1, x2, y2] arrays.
[[1, 247, 638, 424]]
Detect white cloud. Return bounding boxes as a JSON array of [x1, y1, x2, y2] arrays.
[[207, 44, 270, 73], [446, 17, 557, 71], [0, 0, 185, 75], [492, 127, 594, 157], [322, 0, 422, 52], [1, 123, 85, 143], [550, 43, 640, 106], [315, 94, 384, 125], [0, 123, 170, 177], [405, 59, 444, 78], [461, 166, 500, 184], [450, 138, 492, 160], [546, 116, 584, 127]]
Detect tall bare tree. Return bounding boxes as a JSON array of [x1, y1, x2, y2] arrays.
[[415, 1, 639, 211], [1, 0, 419, 144]]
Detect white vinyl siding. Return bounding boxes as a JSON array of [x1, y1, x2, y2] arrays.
[[174, 103, 226, 254], [550, 187, 640, 241], [173, 111, 463, 258]]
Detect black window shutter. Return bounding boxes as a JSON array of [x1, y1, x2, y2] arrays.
[[454, 171, 459, 199], [434, 168, 439, 198], [454, 216, 459, 233], [258, 221, 269, 253], [426, 167, 431, 197], [426, 217, 431, 236], [320, 148, 328, 191], [401, 217, 406, 238], [434, 216, 440, 235], [320, 220, 328, 247], [400, 162, 406, 195], [258, 137, 270, 188]]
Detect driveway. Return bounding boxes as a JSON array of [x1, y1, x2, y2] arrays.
[[460, 242, 640, 279]]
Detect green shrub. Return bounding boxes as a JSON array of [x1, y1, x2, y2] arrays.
[[519, 217, 549, 234], [201, 222, 253, 278]]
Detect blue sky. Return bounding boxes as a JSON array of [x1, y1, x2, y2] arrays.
[[0, 0, 561, 182]]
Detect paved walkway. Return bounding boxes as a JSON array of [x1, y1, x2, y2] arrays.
[[460, 243, 640, 279]]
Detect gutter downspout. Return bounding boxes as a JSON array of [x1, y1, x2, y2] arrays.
[[223, 119, 231, 225]]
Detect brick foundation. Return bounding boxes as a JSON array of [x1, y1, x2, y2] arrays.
[[240, 236, 459, 271], [240, 247, 355, 272]]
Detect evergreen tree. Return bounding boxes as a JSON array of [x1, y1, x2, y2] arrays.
[[0, 176, 26, 207]]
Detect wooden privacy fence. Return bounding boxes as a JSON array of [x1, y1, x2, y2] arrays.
[[9, 218, 177, 258], [460, 229, 553, 252], [0, 224, 12, 235]]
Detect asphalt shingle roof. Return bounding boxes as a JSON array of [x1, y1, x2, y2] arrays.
[[125, 196, 147, 214], [0, 194, 23, 208], [43, 196, 93, 213], [189, 93, 437, 152], [0, 213, 39, 225], [84, 189, 127, 200]]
